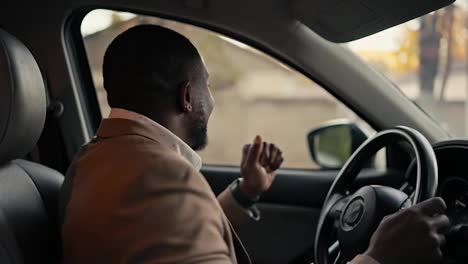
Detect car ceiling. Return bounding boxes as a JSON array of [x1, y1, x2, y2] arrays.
[[0, 0, 452, 158]]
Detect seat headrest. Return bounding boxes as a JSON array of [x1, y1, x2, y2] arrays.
[[0, 29, 46, 164]]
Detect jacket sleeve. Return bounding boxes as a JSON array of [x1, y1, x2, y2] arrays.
[[217, 183, 260, 228], [120, 165, 234, 264], [349, 255, 380, 264]]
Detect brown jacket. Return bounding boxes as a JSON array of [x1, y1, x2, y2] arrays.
[[60, 118, 251, 264]]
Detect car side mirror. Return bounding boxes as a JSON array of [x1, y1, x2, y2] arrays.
[[307, 121, 368, 169]]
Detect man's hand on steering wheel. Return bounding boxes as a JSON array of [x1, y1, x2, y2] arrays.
[[363, 197, 450, 264]]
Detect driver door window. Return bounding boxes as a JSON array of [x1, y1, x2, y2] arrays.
[[81, 9, 379, 169]]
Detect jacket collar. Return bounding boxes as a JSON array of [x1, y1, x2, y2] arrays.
[[97, 108, 202, 170]]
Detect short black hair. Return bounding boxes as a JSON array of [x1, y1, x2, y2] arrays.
[[103, 24, 202, 109]]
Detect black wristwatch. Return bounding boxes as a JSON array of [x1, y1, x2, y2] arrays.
[[230, 178, 260, 208]]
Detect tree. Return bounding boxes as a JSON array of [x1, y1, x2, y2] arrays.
[[418, 12, 442, 97], [439, 5, 456, 100]]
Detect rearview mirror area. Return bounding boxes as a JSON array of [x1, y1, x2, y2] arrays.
[[307, 121, 368, 169]]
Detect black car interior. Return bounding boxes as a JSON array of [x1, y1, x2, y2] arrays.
[[0, 0, 467, 263], [0, 28, 63, 263]]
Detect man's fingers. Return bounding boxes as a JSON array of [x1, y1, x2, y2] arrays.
[[242, 144, 250, 161], [269, 144, 284, 169], [433, 233, 447, 247], [413, 197, 447, 216], [260, 142, 270, 166], [243, 144, 250, 156], [270, 153, 284, 171], [245, 137, 283, 169], [430, 214, 451, 233], [241, 144, 250, 167], [246, 135, 264, 165], [269, 144, 278, 165]]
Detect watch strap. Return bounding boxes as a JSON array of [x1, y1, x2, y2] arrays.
[[230, 178, 260, 208]]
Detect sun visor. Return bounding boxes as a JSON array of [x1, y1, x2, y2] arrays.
[[292, 0, 454, 42]]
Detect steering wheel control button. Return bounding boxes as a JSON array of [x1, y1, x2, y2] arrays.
[[342, 199, 365, 230]]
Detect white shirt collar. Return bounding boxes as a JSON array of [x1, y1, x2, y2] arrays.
[[108, 108, 203, 170]]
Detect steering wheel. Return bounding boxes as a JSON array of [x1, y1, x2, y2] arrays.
[[314, 126, 438, 264]]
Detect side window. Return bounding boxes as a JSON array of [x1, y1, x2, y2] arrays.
[[80, 9, 378, 169]]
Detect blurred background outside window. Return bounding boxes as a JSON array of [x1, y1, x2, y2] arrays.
[[350, 1, 468, 137], [83, 7, 448, 169]]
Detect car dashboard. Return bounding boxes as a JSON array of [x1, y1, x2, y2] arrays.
[[407, 140, 468, 263], [431, 141, 468, 226]]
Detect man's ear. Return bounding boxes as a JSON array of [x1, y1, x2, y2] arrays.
[[178, 80, 192, 113]]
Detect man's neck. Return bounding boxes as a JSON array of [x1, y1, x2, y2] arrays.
[[107, 108, 202, 170], [111, 107, 190, 145]]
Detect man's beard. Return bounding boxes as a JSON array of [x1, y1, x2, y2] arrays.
[[190, 117, 208, 151]]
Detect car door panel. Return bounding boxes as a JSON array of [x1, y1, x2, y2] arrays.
[[202, 166, 404, 264], [238, 203, 320, 264]]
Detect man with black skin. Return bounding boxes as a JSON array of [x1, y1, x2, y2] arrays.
[[60, 25, 450, 264]]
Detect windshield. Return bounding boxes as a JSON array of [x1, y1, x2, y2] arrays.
[[349, 1, 468, 137]]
